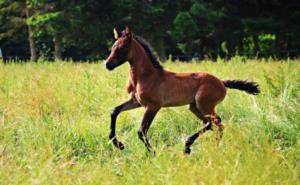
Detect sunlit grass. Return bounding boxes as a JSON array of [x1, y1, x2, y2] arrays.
[[0, 59, 299, 184]]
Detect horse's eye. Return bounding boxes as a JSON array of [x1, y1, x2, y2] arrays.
[[118, 44, 128, 53], [119, 47, 126, 53]]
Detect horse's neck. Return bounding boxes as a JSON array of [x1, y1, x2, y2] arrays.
[[129, 40, 159, 84]]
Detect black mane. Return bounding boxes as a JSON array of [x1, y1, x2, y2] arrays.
[[133, 35, 163, 70]]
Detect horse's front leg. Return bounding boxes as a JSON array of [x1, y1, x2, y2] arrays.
[[138, 107, 160, 152], [110, 99, 141, 150]]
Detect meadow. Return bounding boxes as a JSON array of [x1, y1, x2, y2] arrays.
[[0, 58, 299, 185]]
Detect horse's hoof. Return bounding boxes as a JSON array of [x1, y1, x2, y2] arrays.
[[118, 142, 125, 150], [184, 147, 191, 155], [115, 141, 125, 150], [112, 138, 125, 150]]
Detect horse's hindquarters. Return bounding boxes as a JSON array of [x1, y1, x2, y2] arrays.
[[194, 76, 226, 113]]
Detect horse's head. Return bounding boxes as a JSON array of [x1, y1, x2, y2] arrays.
[[105, 27, 132, 71]]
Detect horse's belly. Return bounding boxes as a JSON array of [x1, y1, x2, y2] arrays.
[[162, 91, 196, 107], [161, 78, 199, 107]]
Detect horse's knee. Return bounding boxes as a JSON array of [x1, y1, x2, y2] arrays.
[[111, 107, 120, 118]]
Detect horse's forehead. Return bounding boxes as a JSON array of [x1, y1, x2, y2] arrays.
[[112, 40, 120, 48], [114, 38, 128, 47]]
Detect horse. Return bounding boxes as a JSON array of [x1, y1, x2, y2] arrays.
[[105, 27, 260, 154]]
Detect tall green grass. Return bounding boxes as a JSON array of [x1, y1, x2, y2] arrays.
[[0, 59, 299, 184]]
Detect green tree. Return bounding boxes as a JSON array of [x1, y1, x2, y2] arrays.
[[27, 0, 71, 60], [0, 0, 37, 61]]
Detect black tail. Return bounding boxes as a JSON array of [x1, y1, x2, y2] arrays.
[[223, 80, 260, 95]]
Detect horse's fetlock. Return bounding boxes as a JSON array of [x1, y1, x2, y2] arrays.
[[185, 137, 193, 146], [137, 130, 144, 140], [184, 147, 191, 154], [109, 133, 115, 140]]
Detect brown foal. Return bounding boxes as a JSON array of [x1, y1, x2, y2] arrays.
[[105, 27, 260, 154]]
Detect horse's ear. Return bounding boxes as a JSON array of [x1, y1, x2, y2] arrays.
[[113, 28, 122, 39], [125, 26, 132, 39]]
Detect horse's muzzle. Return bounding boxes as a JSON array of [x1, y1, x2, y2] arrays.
[[105, 58, 126, 71], [105, 60, 115, 71]]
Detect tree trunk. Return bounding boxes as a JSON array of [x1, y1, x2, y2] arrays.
[[253, 34, 260, 58], [53, 34, 62, 61], [227, 39, 235, 58], [25, 9, 37, 62]]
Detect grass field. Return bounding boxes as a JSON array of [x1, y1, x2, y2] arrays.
[[0, 58, 299, 185]]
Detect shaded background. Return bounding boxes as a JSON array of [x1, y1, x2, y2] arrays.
[[0, 0, 299, 61]]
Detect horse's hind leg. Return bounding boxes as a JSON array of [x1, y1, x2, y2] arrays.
[[185, 103, 211, 154], [184, 120, 211, 154], [185, 100, 224, 154], [110, 99, 141, 150]]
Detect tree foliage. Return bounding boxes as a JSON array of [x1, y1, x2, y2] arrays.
[[0, 0, 299, 61]]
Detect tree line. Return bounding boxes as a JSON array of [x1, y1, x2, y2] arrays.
[[0, 0, 299, 61]]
